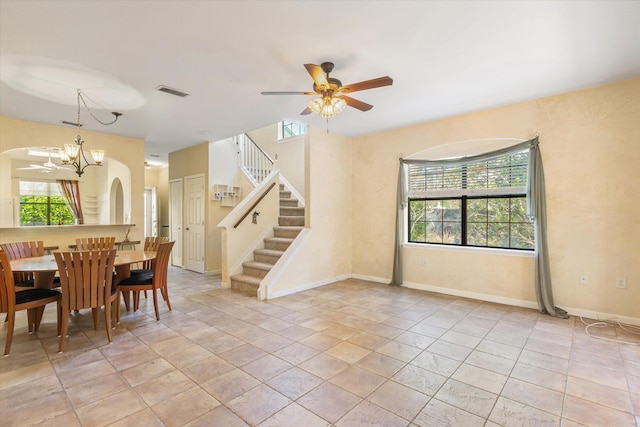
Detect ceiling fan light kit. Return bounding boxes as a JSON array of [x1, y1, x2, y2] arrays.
[[308, 96, 347, 118], [262, 61, 392, 120]]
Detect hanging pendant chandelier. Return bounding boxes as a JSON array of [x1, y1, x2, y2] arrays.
[[61, 89, 121, 177]]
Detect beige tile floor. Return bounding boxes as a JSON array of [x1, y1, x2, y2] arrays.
[[1, 267, 639, 426]]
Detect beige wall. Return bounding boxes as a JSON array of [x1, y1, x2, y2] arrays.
[[247, 124, 305, 197], [270, 127, 352, 295], [168, 142, 219, 272], [351, 77, 640, 320], [0, 116, 145, 248]]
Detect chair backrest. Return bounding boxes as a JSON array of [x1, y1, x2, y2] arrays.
[[0, 241, 44, 260], [143, 236, 169, 251], [0, 241, 44, 284], [54, 250, 116, 311], [75, 237, 116, 251], [151, 241, 175, 289], [142, 236, 169, 269], [0, 251, 17, 313]]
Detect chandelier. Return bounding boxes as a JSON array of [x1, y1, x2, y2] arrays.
[[308, 96, 347, 119], [61, 89, 121, 176]]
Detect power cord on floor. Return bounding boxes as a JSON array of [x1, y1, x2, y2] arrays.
[[580, 316, 640, 345]]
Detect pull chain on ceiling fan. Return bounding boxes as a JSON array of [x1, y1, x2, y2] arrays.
[[261, 62, 393, 119]]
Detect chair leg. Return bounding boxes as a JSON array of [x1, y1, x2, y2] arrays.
[[56, 302, 61, 337], [92, 308, 99, 330], [58, 310, 70, 353], [4, 310, 15, 355], [104, 303, 113, 343], [164, 285, 172, 312], [152, 289, 160, 321]]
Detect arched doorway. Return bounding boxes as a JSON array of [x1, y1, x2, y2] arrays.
[[110, 178, 124, 224]]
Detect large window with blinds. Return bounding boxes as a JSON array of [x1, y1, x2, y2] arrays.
[[19, 180, 74, 226], [407, 150, 534, 250]]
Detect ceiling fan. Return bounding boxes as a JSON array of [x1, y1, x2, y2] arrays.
[[17, 151, 73, 173], [261, 62, 393, 118]]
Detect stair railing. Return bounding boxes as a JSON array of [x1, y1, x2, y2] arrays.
[[236, 133, 274, 186]]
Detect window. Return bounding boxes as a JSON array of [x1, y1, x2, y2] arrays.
[[407, 150, 534, 250], [19, 180, 75, 226], [278, 121, 305, 140]]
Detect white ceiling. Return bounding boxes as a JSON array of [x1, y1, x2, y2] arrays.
[[1, 1, 639, 164]]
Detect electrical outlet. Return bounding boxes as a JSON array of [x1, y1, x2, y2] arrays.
[[421, 258, 428, 267], [579, 274, 588, 285], [615, 277, 627, 289]]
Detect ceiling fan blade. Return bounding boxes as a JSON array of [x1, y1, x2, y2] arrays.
[[339, 95, 373, 112], [304, 64, 328, 87], [300, 106, 312, 115], [340, 76, 393, 94], [261, 91, 315, 95]]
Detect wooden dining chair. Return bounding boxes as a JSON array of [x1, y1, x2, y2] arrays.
[[54, 249, 117, 353], [117, 241, 174, 322], [75, 237, 116, 251], [130, 236, 169, 300], [0, 251, 61, 355], [0, 241, 45, 288]]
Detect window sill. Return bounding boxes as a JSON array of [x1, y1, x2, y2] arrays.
[[403, 242, 534, 258]]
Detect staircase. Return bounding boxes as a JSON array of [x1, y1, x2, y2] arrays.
[[230, 184, 304, 296]]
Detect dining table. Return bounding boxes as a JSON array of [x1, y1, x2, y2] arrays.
[[9, 250, 156, 288], [9, 250, 157, 314]]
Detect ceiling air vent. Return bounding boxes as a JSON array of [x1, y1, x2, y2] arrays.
[[157, 85, 189, 97]]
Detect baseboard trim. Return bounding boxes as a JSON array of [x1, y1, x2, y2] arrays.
[[561, 306, 640, 327], [205, 270, 221, 276], [401, 280, 539, 310], [350, 273, 390, 284], [269, 274, 351, 299]]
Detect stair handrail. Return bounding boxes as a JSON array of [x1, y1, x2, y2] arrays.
[[238, 133, 274, 186], [233, 182, 276, 229]]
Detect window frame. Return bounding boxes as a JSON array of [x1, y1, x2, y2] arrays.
[[18, 180, 75, 226], [407, 194, 534, 251], [406, 148, 534, 251], [278, 120, 305, 140]]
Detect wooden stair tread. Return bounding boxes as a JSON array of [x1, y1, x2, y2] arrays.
[[230, 274, 262, 285], [243, 261, 274, 270], [264, 237, 294, 243], [254, 248, 284, 256]]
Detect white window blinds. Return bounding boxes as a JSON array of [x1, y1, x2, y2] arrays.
[[407, 150, 528, 198]]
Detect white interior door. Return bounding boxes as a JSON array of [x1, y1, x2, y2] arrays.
[[170, 179, 183, 267], [184, 174, 205, 273]]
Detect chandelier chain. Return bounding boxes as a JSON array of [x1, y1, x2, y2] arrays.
[[77, 89, 119, 126]]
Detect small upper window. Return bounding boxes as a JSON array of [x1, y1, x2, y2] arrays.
[[278, 121, 305, 140]]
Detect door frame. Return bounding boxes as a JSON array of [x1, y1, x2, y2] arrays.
[[169, 178, 184, 268], [184, 173, 205, 273]]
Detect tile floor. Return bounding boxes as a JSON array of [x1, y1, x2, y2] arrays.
[[1, 268, 639, 426]]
